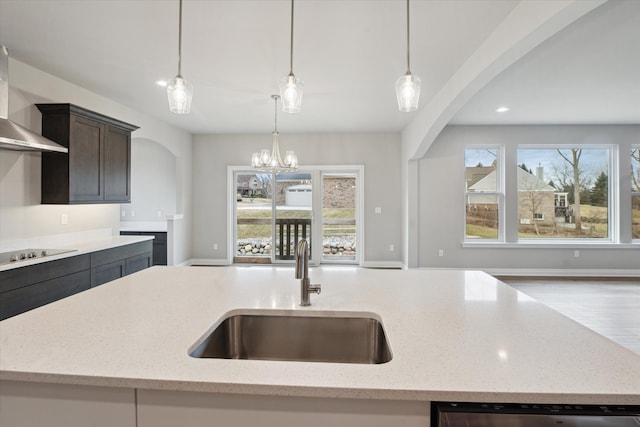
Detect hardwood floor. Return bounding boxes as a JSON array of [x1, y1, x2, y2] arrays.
[[499, 277, 640, 355]]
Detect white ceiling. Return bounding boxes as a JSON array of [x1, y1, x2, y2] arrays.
[[0, 0, 637, 135], [452, 0, 640, 125]]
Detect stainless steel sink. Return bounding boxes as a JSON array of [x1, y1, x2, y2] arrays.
[[189, 311, 392, 364]]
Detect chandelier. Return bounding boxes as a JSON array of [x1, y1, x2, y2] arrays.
[[251, 95, 298, 172]]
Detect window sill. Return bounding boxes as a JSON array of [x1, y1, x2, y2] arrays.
[[462, 241, 639, 249]]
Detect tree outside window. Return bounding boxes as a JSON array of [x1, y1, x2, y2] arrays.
[[517, 147, 610, 239]]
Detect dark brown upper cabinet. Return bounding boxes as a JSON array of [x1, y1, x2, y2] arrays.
[[36, 104, 139, 204]]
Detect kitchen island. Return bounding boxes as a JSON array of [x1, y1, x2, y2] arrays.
[[1, 266, 639, 426]]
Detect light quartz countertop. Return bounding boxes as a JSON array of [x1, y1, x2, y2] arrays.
[[0, 235, 154, 272], [0, 266, 638, 404], [119, 221, 168, 232]]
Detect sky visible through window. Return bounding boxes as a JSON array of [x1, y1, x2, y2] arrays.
[[465, 148, 609, 176]]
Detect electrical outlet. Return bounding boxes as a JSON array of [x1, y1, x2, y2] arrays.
[[375, 207, 382, 214], [389, 244, 394, 252], [574, 250, 580, 258], [131, 210, 136, 217], [213, 243, 218, 250], [438, 249, 444, 257], [121, 210, 126, 217], [157, 210, 162, 218], [60, 214, 68, 225]]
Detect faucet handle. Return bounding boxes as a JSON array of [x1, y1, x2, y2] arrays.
[[309, 283, 321, 295]]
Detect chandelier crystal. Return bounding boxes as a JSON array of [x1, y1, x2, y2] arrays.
[[279, 0, 303, 113], [251, 95, 298, 172], [167, 0, 193, 114], [396, 0, 421, 112]]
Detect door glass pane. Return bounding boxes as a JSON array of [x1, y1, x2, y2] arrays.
[[274, 173, 312, 261], [235, 173, 273, 259], [322, 173, 357, 262]]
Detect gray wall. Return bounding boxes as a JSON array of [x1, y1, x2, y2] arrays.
[[192, 133, 402, 263], [122, 138, 177, 222], [0, 59, 193, 264], [417, 125, 639, 273]]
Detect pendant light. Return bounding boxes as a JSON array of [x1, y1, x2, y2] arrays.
[[279, 0, 303, 113], [167, 0, 193, 114], [396, 0, 421, 112], [251, 95, 298, 172]]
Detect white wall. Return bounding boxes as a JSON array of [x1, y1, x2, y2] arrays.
[[192, 133, 402, 264], [0, 59, 193, 264], [123, 138, 177, 222], [417, 124, 639, 274]]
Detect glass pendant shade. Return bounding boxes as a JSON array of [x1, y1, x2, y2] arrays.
[[279, 74, 304, 113], [167, 76, 193, 114], [395, 73, 421, 112]]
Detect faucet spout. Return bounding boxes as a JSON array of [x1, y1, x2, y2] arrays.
[[295, 239, 320, 306], [295, 239, 308, 280]]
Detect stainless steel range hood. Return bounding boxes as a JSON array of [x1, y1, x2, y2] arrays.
[[0, 45, 68, 153]]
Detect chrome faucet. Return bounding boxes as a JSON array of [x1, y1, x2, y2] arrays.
[[295, 239, 321, 306]]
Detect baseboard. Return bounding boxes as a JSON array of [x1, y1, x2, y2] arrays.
[[188, 258, 232, 266], [360, 261, 405, 269], [481, 268, 640, 278]]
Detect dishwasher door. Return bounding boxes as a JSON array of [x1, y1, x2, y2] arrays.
[[434, 402, 640, 427]]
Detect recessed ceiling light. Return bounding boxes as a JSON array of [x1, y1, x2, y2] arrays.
[[496, 106, 510, 113], [155, 80, 168, 87]]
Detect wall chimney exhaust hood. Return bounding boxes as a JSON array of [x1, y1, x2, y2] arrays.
[[0, 45, 68, 153]]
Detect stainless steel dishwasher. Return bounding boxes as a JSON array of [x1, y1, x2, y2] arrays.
[[432, 402, 640, 426]]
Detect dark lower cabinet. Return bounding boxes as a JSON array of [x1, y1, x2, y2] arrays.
[[0, 255, 91, 320], [120, 232, 167, 265], [92, 260, 126, 288], [0, 240, 153, 320], [90, 240, 152, 287]]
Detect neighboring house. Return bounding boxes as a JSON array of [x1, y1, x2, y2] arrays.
[[237, 175, 267, 197], [469, 168, 567, 225]]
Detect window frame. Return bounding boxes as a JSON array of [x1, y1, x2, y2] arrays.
[[463, 145, 505, 243], [515, 144, 618, 244], [632, 145, 640, 243]]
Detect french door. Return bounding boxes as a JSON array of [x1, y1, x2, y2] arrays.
[[232, 167, 361, 265]]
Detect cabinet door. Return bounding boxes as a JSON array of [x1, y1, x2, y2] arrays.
[[69, 115, 104, 202], [126, 252, 152, 275], [0, 270, 91, 320], [92, 260, 126, 287], [104, 126, 131, 202]]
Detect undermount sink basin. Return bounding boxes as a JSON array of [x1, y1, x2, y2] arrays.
[[189, 311, 392, 364]]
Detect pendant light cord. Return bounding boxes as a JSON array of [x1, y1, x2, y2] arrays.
[[405, 0, 411, 74], [273, 95, 279, 133], [289, 0, 295, 76], [177, 0, 183, 77]]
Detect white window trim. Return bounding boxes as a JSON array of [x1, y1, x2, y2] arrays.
[[463, 143, 635, 248], [515, 144, 618, 244], [463, 145, 505, 243]]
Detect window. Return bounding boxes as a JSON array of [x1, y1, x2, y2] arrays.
[[517, 147, 613, 240], [464, 147, 503, 240], [633, 146, 640, 240]]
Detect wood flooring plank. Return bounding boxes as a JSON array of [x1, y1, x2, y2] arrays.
[[499, 277, 640, 355]]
